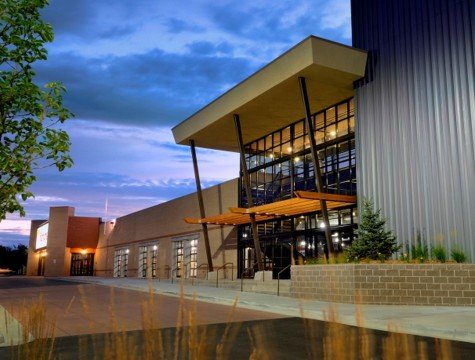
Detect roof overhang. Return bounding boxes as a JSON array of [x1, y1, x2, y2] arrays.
[[172, 36, 367, 152], [184, 191, 357, 226]]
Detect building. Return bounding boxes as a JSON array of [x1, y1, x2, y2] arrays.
[[27, 181, 237, 278], [27, 207, 100, 276], [27, 0, 475, 278], [353, 0, 475, 258], [173, 36, 366, 279]]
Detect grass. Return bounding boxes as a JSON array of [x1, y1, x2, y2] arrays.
[[451, 247, 467, 263], [1, 279, 457, 359]]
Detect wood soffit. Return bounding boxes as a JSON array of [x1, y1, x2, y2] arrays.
[[184, 191, 356, 226]]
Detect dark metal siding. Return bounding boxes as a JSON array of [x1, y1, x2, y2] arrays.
[[352, 0, 475, 258]]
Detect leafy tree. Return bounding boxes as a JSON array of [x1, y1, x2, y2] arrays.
[[0, 0, 73, 220], [347, 198, 400, 261], [0, 244, 27, 272]]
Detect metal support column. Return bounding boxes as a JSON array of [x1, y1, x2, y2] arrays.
[[233, 114, 264, 271], [298, 77, 335, 257], [189, 139, 214, 272]]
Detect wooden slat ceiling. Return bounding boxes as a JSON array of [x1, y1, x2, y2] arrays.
[[184, 192, 356, 226]]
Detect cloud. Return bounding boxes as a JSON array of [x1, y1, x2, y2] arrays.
[[0, 220, 32, 247], [0, 220, 31, 235], [320, 0, 352, 39], [31, 196, 69, 203], [33, 49, 255, 127]]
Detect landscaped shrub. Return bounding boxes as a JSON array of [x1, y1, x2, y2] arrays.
[[451, 246, 467, 263], [432, 244, 447, 263], [411, 234, 428, 263], [346, 199, 400, 262]]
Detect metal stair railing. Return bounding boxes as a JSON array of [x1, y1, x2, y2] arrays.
[[192, 263, 209, 285], [171, 263, 187, 284], [240, 261, 264, 292], [215, 262, 234, 288]]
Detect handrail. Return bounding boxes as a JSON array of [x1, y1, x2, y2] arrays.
[[193, 263, 209, 285], [240, 261, 262, 292], [215, 262, 234, 288], [277, 264, 291, 296], [196, 263, 209, 279], [172, 263, 190, 284]]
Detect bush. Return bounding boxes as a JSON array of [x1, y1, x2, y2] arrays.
[[432, 244, 447, 263], [346, 199, 400, 262], [451, 246, 467, 263], [410, 231, 428, 263]]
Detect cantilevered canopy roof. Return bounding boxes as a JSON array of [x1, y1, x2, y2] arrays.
[[172, 36, 367, 152], [184, 191, 356, 226]]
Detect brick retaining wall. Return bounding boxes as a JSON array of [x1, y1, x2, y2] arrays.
[[291, 264, 475, 306]]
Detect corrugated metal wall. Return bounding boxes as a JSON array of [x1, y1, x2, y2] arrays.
[[352, 0, 475, 259]]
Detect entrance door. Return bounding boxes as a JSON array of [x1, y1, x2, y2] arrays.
[[37, 256, 45, 276], [70, 253, 94, 276]]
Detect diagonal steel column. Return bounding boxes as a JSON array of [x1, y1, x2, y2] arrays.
[[233, 114, 264, 272], [189, 139, 213, 272], [298, 77, 335, 257]]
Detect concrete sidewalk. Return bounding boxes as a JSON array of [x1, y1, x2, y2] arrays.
[[60, 276, 475, 344]]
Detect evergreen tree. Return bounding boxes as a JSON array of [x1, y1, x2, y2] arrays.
[[347, 199, 400, 261]]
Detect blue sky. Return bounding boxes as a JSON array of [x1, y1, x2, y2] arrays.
[[0, 0, 352, 247]]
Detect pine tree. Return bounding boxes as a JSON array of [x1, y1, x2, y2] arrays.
[[347, 199, 400, 261]]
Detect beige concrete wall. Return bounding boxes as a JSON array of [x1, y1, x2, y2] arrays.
[[95, 178, 238, 278], [43, 207, 75, 277], [26, 220, 48, 276], [291, 264, 475, 306]]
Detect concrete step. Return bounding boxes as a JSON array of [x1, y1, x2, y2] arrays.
[[179, 278, 291, 297]]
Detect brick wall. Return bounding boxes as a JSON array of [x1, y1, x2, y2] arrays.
[[291, 264, 475, 306]]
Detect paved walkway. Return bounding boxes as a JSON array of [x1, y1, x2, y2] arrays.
[[60, 276, 475, 344]]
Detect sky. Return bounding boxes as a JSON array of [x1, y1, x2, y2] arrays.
[[0, 0, 352, 247]]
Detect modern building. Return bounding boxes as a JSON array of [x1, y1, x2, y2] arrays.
[[353, 0, 475, 258], [173, 36, 366, 278], [27, 181, 237, 278], [27, 0, 475, 278]]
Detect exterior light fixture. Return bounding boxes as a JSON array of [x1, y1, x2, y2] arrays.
[[243, 233, 248, 238], [153, 245, 158, 250], [125, 249, 130, 254], [81, 249, 87, 255], [269, 153, 274, 159], [294, 157, 300, 163]]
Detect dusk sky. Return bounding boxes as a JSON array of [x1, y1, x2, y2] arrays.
[[0, 0, 352, 246]]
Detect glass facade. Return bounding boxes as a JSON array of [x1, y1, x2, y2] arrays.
[[138, 243, 159, 278], [239, 98, 357, 278], [172, 238, 198, 278], [113, 248, 129, 277]]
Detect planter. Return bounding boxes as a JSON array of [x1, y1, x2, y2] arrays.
[[290, 263, 475, 306]]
